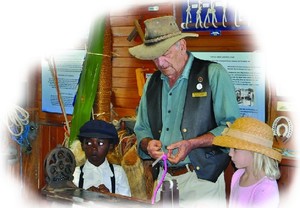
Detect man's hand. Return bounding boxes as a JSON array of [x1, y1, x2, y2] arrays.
[[166, 133, 214, 164], [147, 139, 164, 159], [166, 140, 193, 164]]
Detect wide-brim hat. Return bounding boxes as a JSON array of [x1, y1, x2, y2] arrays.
[[78, 120, 119, 145], [213, 117, 282, 161], [129, 16, 198, 60]]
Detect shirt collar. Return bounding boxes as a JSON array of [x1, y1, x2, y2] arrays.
[[182, 51, 194, 79], [84, 158, 113, 176]]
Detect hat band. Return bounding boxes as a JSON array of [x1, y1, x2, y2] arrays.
[[223, 128, 273, 148], [144, 31, 181, 45]]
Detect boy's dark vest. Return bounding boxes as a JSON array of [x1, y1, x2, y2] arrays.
[[146, 58, 230, 182], [78, 163, 115, 193]]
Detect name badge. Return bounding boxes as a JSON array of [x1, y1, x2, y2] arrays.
[[192, 92, 207, 97]]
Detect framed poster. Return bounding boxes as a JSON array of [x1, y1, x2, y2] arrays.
[[41, 50, 86, 115], [193, 52, 265, 121]]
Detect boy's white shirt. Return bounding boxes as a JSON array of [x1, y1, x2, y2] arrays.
[[73, 158, 131, 197]]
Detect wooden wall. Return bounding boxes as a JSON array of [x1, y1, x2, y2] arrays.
[[4, 1, 297, 205], [110, 3, 174, 119]]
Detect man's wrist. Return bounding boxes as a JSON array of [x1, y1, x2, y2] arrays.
[[140, 138, 153, 154]]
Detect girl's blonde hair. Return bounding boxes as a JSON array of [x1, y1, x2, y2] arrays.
[[253, 152, 281, 180]]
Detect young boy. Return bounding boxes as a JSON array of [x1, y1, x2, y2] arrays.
[[73, 119, 131, 197], [213, 117, 282, 208]]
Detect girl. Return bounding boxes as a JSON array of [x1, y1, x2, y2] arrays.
[[213, 117, 282, 208]]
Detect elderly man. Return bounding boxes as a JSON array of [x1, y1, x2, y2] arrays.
[[129, 16, 240, 207]]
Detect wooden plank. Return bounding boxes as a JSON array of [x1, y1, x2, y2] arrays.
[[111, 12, 174, 27], [112, 77, 137, 88], [50, 126, 59, 150], [38, 110, 73, 124], [113, 39, 259, 58], [112, 26, 135, 37], [113, 47, 132, 58], [112, 97, 140, 109], [20, 118, 40, 192], [186, 35, 256, 47], [194, 30, 256, 36], [278, 165, 297, 193], [113, 36, 141, 47], [188, 45, 257, 52], [110, 16, 139, 27], [112, 34, 253, 49], [112, 87, 140, 99], [112, 67, 136, 78], [113, 44, 256, 57], [110, 3, 174, 16], [112, 57, 155, 68], [113, 107, 137, 119], [39, 125, 50, 189]]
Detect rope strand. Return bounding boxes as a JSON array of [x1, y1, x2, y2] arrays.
[[46, 56, 70, 146], [6, 105, 29, 137], [151, 153, 168, 204]]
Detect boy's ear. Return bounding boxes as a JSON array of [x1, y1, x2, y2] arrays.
[[109, 143, 115, 151], [81, 140, 85, 149]]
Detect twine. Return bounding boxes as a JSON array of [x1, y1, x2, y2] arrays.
[[86, 51, 111, 57]]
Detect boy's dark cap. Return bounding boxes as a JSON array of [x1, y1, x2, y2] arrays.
[[78, 120, 118, 144]]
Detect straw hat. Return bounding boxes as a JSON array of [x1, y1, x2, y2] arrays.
[[129, 16, 198, 60], [213, 117, 282, 161]]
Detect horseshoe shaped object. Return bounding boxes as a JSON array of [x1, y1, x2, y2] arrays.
[[272, 116, 293, 143]]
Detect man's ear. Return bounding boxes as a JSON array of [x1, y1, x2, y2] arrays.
[[179, 39, 186, 51]]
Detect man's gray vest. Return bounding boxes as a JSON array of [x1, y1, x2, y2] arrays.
[[146, 58, 230, 182]]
